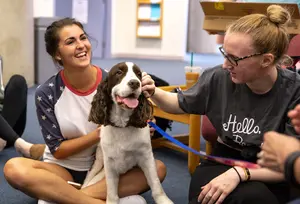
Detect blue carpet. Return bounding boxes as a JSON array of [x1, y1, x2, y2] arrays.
[[0, 54, 223, 204]]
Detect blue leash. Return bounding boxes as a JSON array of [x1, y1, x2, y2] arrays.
[[148, 121, 207, 157], [148, 121, 260, 169]]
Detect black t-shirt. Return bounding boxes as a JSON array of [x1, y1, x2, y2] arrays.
[[178, 65, 300, 151]]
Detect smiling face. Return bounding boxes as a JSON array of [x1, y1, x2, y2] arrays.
[[88, 61, 152, 127], [109, 62, 143, 109], [55, 24, 92, 69]]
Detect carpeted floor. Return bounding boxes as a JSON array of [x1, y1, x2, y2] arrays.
[[0, 54, 223, 204]]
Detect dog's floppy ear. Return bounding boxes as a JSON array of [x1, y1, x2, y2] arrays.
[[88, 77, 111, 125], [127, 94, 153, 128]]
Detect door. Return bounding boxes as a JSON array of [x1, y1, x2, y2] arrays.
[[55, 0, 110, 59]]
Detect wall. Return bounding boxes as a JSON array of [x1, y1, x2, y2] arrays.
[[55, 0, 108, 59], [33, 0, 55, 17], [111, 0, 189, 60], [0, 0, 34, 86], [187, 0, 218, 54]]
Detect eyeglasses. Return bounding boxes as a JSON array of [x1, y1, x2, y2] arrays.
[[219, 46, 262, 66]]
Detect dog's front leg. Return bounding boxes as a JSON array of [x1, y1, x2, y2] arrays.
[[104, 159, 120, 204], [138, 154, 173, 204]]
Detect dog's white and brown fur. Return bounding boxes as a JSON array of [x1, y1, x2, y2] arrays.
[[82, 62, 173, 204]]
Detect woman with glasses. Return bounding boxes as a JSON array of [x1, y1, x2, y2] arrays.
[[142, 4, 300, 204]]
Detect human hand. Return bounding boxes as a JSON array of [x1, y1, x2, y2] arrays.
[[142, 72, 156, 98], [92, 126, 101, 139], [149, 117, 156, 137], [257, 131, 300, 172], [198, 168, 240, 204], [288, 104, 300, 134]]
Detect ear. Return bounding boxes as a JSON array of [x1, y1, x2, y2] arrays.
[[55, 51, 62, 61], [261, 53, 275, 68], [88, 77, 111, 125], [128, 95, 153, 128]]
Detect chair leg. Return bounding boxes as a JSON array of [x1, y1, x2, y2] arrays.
[[206, 142, 213, 155], [188, 114, 201, 174]]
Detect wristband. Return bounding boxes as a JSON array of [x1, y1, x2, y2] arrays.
[[232, 167, 242, 183], [284, 151, 300, 188], [243, 167, 251, 181]]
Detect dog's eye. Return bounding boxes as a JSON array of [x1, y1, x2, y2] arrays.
[[137, 71, 142, 77], [116, 70, 123, 75]]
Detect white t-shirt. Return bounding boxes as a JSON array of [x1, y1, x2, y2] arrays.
[[35, 66, 107, 171]]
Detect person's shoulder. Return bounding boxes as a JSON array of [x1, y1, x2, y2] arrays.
[[280, 67, 300, 86], [35, 71, 63, 97], [93, 65, 108, 79], [202, 64, 228, 81]]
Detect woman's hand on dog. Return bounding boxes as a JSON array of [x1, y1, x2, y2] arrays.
[[92, 126, 101, 139], [142, 72, 156, 98]]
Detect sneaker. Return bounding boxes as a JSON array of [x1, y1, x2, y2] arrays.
[[37, 200, 56, 204], [29, 144, 46, 160], [119, 195, 147, 204]]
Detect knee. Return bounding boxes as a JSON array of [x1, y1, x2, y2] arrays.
[[4, 158, 31, 188], [232, 182, 278, 203], [156, 160, 167, 182], [9, 75, 27, 89]]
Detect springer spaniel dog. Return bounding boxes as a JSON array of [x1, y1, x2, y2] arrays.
[[82, 62, 173, 204]]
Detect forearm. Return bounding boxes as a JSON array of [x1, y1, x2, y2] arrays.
[[151, 87, 185, 114], [235, 166, 284, 182], [53, 130, 100, 159]]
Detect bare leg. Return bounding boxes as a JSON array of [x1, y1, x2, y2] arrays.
[[4, 157, 105, 204], [81, 160, 167, 200]]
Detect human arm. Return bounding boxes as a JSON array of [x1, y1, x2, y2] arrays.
[[53, 127, 100, 159], [234, 165, 284, 182], [257, 131, 300, 171], [198, 165, 283, 204], [142, 72, 184, 114], [142, 67, 216, 115], [35, 87, 100, 159]]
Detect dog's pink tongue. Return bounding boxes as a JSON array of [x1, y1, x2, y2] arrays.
[[117, 96, 139, 108], [123, 98, 139, 108]]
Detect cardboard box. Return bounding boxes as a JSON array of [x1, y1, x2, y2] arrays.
[[199, 1, 300, 35]]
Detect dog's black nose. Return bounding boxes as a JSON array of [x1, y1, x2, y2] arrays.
[[128, 79, 140, 90]]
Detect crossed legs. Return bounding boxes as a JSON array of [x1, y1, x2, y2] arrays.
[[4, 158, 166, 204]]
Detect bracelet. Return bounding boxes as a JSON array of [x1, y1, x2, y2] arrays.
[[284, 151, 300, 188], [243, 167, 251, 181], [232, 167, 242, 183]]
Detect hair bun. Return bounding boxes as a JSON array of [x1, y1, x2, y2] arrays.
[[267, 5, 291, 26]]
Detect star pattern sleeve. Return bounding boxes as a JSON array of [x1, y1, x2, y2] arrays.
[[35, 82, 65, 154]]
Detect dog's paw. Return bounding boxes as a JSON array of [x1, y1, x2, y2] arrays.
[[106, 197, 119, 204], [106, 200, 118, 204], [154, 195, 174, 204]]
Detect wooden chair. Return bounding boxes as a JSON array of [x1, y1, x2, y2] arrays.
[[151, 85, 202, 174]]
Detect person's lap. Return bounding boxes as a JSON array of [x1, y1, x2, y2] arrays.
[[188, 160, 288, 204]]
